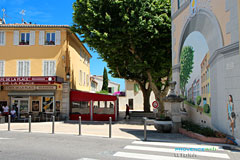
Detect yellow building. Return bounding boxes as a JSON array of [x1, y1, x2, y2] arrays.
[[200, 52, 210, 106], [0, 23, 91, 120]]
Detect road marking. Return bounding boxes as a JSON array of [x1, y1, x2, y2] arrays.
[[0, 137, 14, 140], [114, 152, 199, 160], [125, 145, 230, 159], [132, 141, 222, 149], [77, 158, 98, 160]]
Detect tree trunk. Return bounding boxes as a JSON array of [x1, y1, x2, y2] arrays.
[[142, 88, 151, 112], [137, 81, 152, 112]]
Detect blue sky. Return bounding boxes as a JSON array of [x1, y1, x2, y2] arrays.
[[0, 0, 125, 90]]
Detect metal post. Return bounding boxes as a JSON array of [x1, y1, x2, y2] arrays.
[[144, 117, 147, 141], [79, 116, 81, 136], [109, 117, 112, 138], [29, 115, 31, 133], [8, 115, 11, 131], [52, 115, 55, 134]]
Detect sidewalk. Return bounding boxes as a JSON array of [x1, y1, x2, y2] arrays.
[[0, 118, 201, 144]]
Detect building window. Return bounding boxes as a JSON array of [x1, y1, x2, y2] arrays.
[[79, 70, 82, 85], [0, 61, 5, 77], [128, 99, 133, 110], [108, 87, 114, 94], [86, 74, 89, 86], [43, 60, 56, 76], [83, 72, 86, 86], [19, 32, 30, 45], [45, 32, 55, 45], [17, 60, 30, 76], [0, 31, 6, 46]]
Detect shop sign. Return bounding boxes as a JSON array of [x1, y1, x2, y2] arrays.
[[0, 76, 56, 83], [4, 85, 57, 91]]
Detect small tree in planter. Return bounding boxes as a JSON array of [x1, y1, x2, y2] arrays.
[[196, 96, 201, 106], [204, 104, 210, 113]]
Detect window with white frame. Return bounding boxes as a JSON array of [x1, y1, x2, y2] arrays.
[[79, 70, 82, 85], [86, 74, 89, 86], [0, 61, 5, 77], [45, 32, 55, 45], [0, 31, 6, 46], [17, 61, 30, 76], [83, 72, 86, 86], [20, 32, 30, 45], [43, 60, 56, 76]]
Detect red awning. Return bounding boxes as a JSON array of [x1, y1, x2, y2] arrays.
[[70, 90, 117, 101]]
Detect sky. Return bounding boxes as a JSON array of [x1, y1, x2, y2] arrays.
[[0, 0, 125, 90], [183, 31, 209, 91]]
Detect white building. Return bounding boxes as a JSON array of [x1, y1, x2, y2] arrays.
[[91, 75, 120, 94], [119, 80, 155, 111]]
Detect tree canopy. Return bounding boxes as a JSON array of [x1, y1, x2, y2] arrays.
[[72, 0, 172, 112], [180, 46, 194, 94]]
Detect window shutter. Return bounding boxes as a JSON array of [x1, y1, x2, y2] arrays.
[[25, 61, 30, 76], [0, 32, 5, 46], [39, 31, 45, 45], [0, 61, 4, 76], [18, 61, 23, 76], [30, 31, 35, 45], [55, 31, 61, 45], [13, 31, 19, 45], [49, 61, 56, 76], [43, 61, 48, 76]]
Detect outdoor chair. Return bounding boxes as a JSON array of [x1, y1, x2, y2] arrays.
[[34, 112, 42, 122]]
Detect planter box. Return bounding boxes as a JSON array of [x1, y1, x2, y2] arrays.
[[179, 128, 231, 144]]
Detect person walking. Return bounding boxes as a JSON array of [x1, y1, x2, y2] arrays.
[[124, 104, 130, 119]]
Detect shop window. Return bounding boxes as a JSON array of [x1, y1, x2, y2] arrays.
[[43, 60, 56, 76], [32, 101, 40, 112], [0, 31, 5, 46], [93, 101, 114, 114], [45, 32, 55, 45], [128, 99, 133, 110], [20, 32, 30, 45], [71, 101, 89, 114], [17, 60, 30, 76], [0, 60, 5, 76], [42, 96, 54, 113]]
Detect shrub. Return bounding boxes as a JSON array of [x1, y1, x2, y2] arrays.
[[203, 104, 210, 113], [196, 96, 201, 105]]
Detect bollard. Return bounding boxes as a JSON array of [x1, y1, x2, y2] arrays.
[[144, 117, 147, 141], [79, 116, 81, 136], [52, 115, 55, 134], [8, 115, 11, 131], [109, 117, 112, 138], [29, 115, 32, 133]]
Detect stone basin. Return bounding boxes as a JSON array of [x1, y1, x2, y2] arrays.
[[154, 120, 173, 133]]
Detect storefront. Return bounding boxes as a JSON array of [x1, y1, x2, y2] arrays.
[[70, 90, 118, 121], [0, 76, 64, 120]]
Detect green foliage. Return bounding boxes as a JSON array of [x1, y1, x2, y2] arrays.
[[182, 121, 225, 138], [96, 90, 109, 94], [203, 104, 210, 113], [196, 96, 201, 105], [180, 46, 194, 91], [102, 67, 108, 91], [71, 0, 172, 106]]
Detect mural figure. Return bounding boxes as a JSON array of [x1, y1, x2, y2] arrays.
[[227, 95, 236, 137]]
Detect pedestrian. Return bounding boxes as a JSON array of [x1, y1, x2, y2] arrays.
[[227, 95, 235, 136], [124, 104, 130, 119], [10, 108, 16, 122], [3, 105, 9, 121]]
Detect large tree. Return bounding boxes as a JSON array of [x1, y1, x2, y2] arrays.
[[102, 67, 108, 91], [107, 53, 152, 112], [180, 46, 194, 96], [72, 0, 171, 113]]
